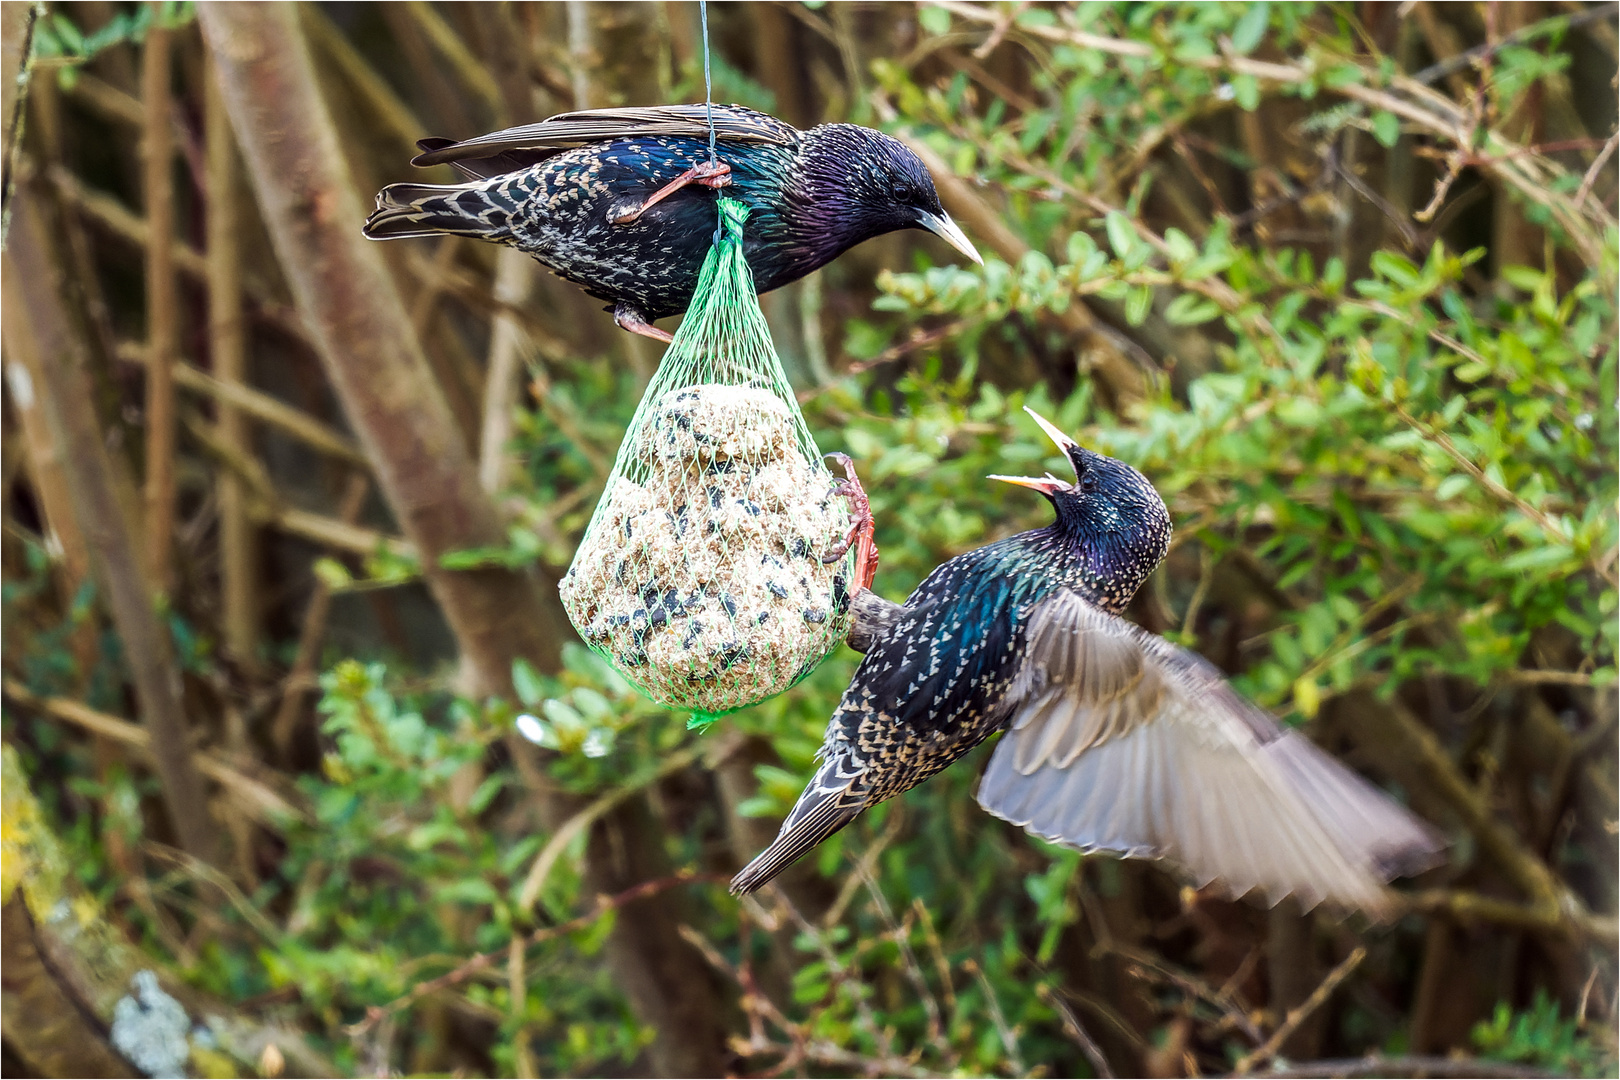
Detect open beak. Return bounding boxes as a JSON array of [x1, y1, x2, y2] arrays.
[[987, 407, 1080, 494], [987, 472, 1067, 495], [916, 210, 983, 265]]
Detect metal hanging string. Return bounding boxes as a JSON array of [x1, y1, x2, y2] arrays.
[[700, 0, 721, 242], [700, 0, 717, 167]]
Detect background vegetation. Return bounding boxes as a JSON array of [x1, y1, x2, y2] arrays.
[[1, 2, 1616, 1077]]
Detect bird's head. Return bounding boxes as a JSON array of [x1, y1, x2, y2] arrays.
[[793, 125, 981, 266], [990, 408, 1172, 600]]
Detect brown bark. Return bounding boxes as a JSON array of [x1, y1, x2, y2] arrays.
[[4, 186, 223, 866], [206, 58, 258, 672], [582, 794, 731, 1077], [0, 899, 137, 1079], [141, 7, 178, 595], [199, 3, 568, 691], [201, 10, 730, 1073]]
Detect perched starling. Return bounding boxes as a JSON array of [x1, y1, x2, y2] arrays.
[[731, 408, 1444, 912], [362, 104, 981, 341]]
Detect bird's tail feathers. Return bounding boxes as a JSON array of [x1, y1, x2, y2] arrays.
[[362, 180, 521, 242], [730, 754, 868, 895]]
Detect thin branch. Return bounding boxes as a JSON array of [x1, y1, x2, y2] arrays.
[[963, 957, 1027, 1077], [207, 55, 256, 670], [1036, 983, 1113, 1079], [1244, 1055, 1565, 1079], [1234, 947, 1366, 1074], [347, 870, 730, 1035], [3, 678, 309, 828], [854, 860, 952, 1062], [516, 735, 728, 910], [271, 472, 370, 756], [141, 6, 178, 594], [40, 161, 314, 346], [116, 342, 367, 466]]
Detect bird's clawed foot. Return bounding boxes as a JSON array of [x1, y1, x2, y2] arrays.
[[613, 302, 675, 343], [607, 159, 733, 226], [821, 452, 879, 591]]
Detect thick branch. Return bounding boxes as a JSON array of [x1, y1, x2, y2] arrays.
[[200, 3, 569, 692], [3, 186, 222, 864], [141, 9, 178, 594]]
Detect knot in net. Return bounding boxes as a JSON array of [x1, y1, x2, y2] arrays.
[[560, 197, 854, 719]]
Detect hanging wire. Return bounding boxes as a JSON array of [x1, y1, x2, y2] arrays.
[[700, 0, 717, 167], [700, 0, 721, 242]]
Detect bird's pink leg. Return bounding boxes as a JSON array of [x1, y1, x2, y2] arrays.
[[612, 302, 674, 343], [607, 159, 733, 225], [821, 452, 879, 591]]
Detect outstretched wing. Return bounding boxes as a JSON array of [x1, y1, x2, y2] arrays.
[[977, 591, 1444, 913], [411, 105, 799, 176]]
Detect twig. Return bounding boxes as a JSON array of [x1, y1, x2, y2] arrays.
[[142, 7, 178, 595], [347, 870, 728, 1034], [143, 842, 286, 946], [180, 411, 413, 560], [854, 860, 952, 1062], [115, 342, 367, 466], [1234, 947, 1366, 1074], [35, 161, 314, 346], [403, 1, 504, 116], [1244, 1055, 1564, 1079], [928, 1, 1614, 277], [963, 957, 1026, 1076], [824, 803, 906, 927], [770, 888, 895, 1058], [1409, 3, 1619, 86], [1575, 131, 1619, 211], [2, 678, 309, 828], [912, 897, 958, 1016], [1403, 888, 1618, 947], [1036, 983, 1113, 1078], [681, 921, 946, 1079], [516, 736, 727, 910], [1393, 405, 1575, 549], [271, 472, 371, 756], [479, 249, 537, 494]]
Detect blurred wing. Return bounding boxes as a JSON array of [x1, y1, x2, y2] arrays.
[[977, 592, 1444, 913], [412, 105, 798, 173]]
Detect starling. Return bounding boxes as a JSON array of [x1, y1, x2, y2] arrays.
[[362, 104, 982, 341], [731, 408, 1444, 912]]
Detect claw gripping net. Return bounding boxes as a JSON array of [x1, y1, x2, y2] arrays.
[[560, 198, 855, 719]]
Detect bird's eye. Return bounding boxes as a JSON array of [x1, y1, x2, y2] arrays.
[[891, 180, 915, 202], [1080, 474, 1099, 492]]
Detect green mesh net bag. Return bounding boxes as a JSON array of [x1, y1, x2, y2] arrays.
[[559, 198, 855, 719]]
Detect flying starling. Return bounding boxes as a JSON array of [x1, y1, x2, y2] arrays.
[[362, 104, 981, 341], [732, 408, 1443, 912]]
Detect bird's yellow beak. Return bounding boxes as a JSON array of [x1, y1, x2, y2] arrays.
[[916, 210, 983, 265], [987, 407, 1081, 494]]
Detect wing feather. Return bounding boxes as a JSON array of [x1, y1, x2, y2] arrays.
[[412, 105, 798, 170], [979, 592, 1444, 913]]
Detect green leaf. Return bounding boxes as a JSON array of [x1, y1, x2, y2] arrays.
[[918, 5, 952, 35], [1165, 293, 1221, 325], [1104, 212, 1137, 260], [1232, 73, 1261, 111], [1371, 110, 1401, 148], [1230, 3, 1270, 54], [512, 658, 545, 706], [1124, 285, 1154, 326]]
